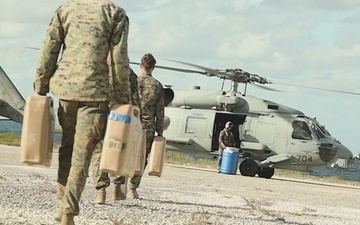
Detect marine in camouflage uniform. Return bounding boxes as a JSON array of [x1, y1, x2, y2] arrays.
[[217, 121, 235, 173], [91, 54, 140, 203], [33, 0, 131, 223], [128, 53, 165, 198]]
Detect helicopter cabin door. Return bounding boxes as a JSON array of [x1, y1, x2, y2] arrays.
[[180, 109, 217, 151], [212, 112, 246, 151], [287, 119, 317, 165]]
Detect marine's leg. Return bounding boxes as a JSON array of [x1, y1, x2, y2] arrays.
[[61, 101, 108, 216], [91, 141, 111, 204], [57, 100, 78, 199], [217, 147, 224, 173], [55, 100, 78, 222], [110, 175, 126, 200]]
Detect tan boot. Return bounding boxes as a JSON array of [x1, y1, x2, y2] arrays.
[[112, 183, 126, 201], [61, 214, 75, 225], [55, 207, 63, 222], [95, 187, 106, 204], [127, 188, 139, 199]]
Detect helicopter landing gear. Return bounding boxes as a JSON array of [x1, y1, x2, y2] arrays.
[[257, 167, 275, 179], [239, 159, 258, 177]]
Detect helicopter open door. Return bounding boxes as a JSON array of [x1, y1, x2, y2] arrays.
[[211, 112, 246, 151]]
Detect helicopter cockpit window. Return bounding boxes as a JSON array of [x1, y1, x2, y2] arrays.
[[291, 121, 312, 140]]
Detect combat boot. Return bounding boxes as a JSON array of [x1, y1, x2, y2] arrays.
[[55, 207, 63, 222], [55, 200, 63, 222], [95, 187, 106, 204], [61, 214, 75, 225], [127, 188, 139, 199], [112, 183, 126, 201]]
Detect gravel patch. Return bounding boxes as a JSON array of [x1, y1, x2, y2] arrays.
[[1, 145, 360, 225]]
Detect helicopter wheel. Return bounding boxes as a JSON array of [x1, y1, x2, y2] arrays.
[[257, 168, 275, 179], [239, 159, 258, 177]]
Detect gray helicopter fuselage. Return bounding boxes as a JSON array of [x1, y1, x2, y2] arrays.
[[163, 87, 353, 171]]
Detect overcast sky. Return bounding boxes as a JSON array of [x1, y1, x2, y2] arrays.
[[1, 0, 359, 155]]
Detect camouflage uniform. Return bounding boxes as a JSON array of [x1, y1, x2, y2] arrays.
[[92, 63, 140, 189], [33, 0, 131, 217], [129, 74, 165, 189], [218, 128, 235, 171]]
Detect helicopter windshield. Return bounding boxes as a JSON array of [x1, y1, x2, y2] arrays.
[[291, 121, 312, 140], [305, 117, 333, 140]]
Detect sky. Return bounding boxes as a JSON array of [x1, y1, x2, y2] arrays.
[[0, 0, 359, 155]]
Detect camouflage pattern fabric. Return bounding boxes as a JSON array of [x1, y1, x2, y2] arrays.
[[92, 57, 140, 189], [217, 129, 235, 170], [58, 100, 108, 216], [33, 0, 131, 216], [129, 74, 165, 188], [137, 74, 164, 132], [107, 54, 140, 107], [34, 0, 131, 103]]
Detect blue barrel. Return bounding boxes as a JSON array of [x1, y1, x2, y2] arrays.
[[220, 148, 239, 175]]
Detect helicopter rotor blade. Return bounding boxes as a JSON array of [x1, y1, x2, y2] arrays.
[[130, 62, 207, 75], [168, 60, 272, 85], [26, 47, 40, 50], [271, 80, 360, 96], [251, 83, 281, 92]]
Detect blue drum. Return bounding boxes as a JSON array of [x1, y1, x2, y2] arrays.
[[220, 147, 239, 175]]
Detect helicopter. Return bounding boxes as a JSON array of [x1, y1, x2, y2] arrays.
[[129, 60, 357, 179], [0, 61, 357, 179]]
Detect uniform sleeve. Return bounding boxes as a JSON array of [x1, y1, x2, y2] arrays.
[[110, 11, 131, 104], [155, 86, 165, 134], [218, 130, 225, 148], [129, 70, 140, 108], [33, 10, 64, 94]]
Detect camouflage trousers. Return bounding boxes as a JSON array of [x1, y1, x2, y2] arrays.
[[92, 128, 155, 189], [57, 100, 108, 216]]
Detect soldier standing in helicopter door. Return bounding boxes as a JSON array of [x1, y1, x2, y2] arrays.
[[218, 121, 235, 173]]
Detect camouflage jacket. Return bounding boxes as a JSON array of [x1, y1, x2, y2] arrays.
[[138, 74, 164, 134], [34, 0, 131, 102], [218, 129, 235, 149], [107, 55, 140, 108]]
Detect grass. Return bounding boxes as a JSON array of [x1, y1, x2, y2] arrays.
[[0, 133, 21, 146], [0, 132, 61, 148], [165, 150, 217, 169], [1, 132, 359, 186]]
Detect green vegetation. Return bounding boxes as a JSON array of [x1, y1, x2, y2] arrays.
[[0, 133, 21, 146], [165, 150, 217, 169], [1, 133, 358, 186], [0, 132, 61, 148]]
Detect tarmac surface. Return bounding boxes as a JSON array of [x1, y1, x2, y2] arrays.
[[0, 144, 360, 225]]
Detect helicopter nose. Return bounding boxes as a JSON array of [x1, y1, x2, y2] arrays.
[[318, 142, 337, 162], [334, 142, 353, 159]]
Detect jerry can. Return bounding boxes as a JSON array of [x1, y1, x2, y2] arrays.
[[99, 104, 142, 177], [134, 129, 146, 176], [148, 136, 166, 177], [20, 94, 55, 167]]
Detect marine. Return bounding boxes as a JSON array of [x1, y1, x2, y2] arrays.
[[33, 1, 131, 224], [91, 55, 140, 204]]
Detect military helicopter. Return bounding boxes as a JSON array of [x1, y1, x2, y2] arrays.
[[0, 61, 357, 179], [130, 60, 357, 179]]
